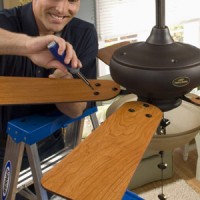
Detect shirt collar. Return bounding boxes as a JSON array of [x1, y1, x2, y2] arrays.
[[20, 3, 39, 36]]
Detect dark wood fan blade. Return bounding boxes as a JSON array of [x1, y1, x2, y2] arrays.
[[41, 101, 162, 200], [0, 76, 120, 105], [97, 41, 130, 65]]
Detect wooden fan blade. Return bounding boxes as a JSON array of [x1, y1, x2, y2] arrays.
[[0, 76, 120, 105], [182, 93, 200, 106], [41, 101, 162, 200], [189, 95, 200, 106], [97, 41, 130, 65]]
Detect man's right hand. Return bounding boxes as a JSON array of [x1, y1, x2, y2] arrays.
[[26, 35, 82, 73], [0, 29, 82, 73]]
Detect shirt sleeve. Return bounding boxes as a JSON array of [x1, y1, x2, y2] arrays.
[[0, 8, 21, 32]]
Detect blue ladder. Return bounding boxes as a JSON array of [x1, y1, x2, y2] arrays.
[[1, 107, 98, 200], [1, 105, 143, 200]]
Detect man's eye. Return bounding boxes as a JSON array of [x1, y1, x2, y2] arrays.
[[68, 0, 79, 3]]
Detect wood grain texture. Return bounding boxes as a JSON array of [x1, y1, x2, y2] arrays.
[[0, 77, 120, 105], [41, 101, 162, 200], [97, 42, 130, 65]]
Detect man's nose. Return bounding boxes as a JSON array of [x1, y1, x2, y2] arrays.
[[55, 0, 69, 14]]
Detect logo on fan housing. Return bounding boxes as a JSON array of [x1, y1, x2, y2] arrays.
[[172, 77, 190, 87]]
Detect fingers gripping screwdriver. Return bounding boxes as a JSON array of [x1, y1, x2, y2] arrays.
[[48, 41, 94, 90]]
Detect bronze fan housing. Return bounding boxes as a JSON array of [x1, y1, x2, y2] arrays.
[[110, 0, 200, 111]]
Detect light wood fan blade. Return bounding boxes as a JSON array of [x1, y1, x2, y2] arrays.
[[41, 101, 162, 200], [97, 41, 130, 65], [190, 95, 200, 105], [187, 94, 200, 106], [0, 76, 120, 105], [182, 94, 200, 106]]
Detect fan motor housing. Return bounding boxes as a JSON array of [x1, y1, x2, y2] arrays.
[[110, 0, 200, 111], [110, 39, 200, 111]]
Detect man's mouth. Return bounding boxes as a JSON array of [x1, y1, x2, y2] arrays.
[[50, 14, 67, 22]]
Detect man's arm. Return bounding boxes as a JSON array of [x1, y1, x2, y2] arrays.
[[0, 28, 86, 118], [0, 28, 82, 72], [49, 69, 87, 118]]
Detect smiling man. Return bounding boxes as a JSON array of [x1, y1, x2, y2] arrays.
[[0, 0, 98, 199], [33, 0, 80, 34]]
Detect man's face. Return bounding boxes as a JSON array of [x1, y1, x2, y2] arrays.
[[32, 0, 80, 35]]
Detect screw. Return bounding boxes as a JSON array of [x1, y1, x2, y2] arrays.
[[171, 58, 178, 63]]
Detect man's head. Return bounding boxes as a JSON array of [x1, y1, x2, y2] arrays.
[[32, 0, 80, 35]]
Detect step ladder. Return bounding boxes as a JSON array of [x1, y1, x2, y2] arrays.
[[0, 107, 98, 200]]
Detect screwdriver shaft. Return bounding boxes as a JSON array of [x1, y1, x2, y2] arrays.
[[76, 72, 94, 90], [48, 41, 94, 90]]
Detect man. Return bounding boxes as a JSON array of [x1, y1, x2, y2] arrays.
[[0, 0, 98, 199]]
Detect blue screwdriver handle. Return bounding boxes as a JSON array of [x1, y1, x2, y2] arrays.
[[47, 41, 79, 74]]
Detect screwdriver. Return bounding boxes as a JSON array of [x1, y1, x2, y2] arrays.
[[48, 41, 94, 90]]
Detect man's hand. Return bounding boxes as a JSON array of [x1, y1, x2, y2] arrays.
[[49, 69, 87, 118], [26, 35, 82, 73], [49, 69, 73, 79], [0, 29, 86, 117], [0, 29, 82, 73]]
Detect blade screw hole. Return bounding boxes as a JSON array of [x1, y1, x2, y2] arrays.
[[94, 92, 100, 95], [95, 83, 101, 87], [112, 87, 118, 91], [128, 108, 135, 112], [146, 114, 152, 118]]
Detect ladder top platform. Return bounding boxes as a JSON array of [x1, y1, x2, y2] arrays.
[[7, 107, 97, 145]]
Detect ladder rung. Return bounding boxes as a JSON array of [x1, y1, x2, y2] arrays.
[[17, 146, 72, 191]]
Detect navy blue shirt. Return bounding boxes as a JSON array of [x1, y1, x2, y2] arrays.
[[0, 3, 98, 139]]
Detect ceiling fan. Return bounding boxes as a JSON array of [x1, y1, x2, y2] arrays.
[[40, 0, 200, 199], [2, 0, 200, 199]]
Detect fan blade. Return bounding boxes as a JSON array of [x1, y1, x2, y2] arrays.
[[190, 95, 200, 105], [97, 41, 130, 65], [182, 94, 200, 106], [41, 101, 162, 200], [0, 76, 120, 105]]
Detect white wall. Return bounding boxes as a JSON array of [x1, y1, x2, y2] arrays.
[[0, 0, 3, 9], [76, 0, 96, 25]]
